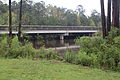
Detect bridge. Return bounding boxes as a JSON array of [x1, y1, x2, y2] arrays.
[[0, 25, 101, 39]]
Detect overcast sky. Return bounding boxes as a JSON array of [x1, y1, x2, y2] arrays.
[[2, 0, 107, 16]]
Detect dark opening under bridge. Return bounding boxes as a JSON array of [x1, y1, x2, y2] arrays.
[[0, 25, 101, 39]]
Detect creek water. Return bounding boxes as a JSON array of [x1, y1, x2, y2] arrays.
[[27, 35, 80, 54], [32, 39, 76, 49]]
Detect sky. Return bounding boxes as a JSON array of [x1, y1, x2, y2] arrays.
[[2, 0, 107, 16]]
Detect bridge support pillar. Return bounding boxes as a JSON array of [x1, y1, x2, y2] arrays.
[[60, 35, 64, 40]]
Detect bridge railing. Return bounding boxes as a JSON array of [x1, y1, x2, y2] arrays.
[[0, 25, 102, 31]]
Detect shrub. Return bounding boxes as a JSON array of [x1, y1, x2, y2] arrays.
[[75, 36, 105, 55], [113, 36, 120, 48], [103, 45, 119, 71], [114, 36, 120, 44], [5, 36, 35, 58], [0, 34, 7, 42], [75, 31, 120, 71], [75, 37, 92, 54], [108, 28, 120, 39], [92, 31, 102, 37], [34, 47, 47, 58], [64, 51, 76, 63], [45, 49, 57, 59], [0, 36, 58, 60], [75, 51, 92, 66], [34, 47, 58, 60], [0, 38, 8, 57], [20, 43, 36, 58], [106, 28, 120, 44], [117, 62, 120, 71]]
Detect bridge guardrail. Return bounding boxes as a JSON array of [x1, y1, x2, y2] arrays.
[[0, 25, 102, 31]]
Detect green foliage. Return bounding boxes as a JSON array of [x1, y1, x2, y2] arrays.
[[114, 36, 120, 44], [75, 28, 120, 71], [19, 43, 36, 58], [11, 36, 20, 49], [0, 0, 101, 26], [0, 38, 8, 57], [0, 34, 7, 41], [88, 18, 95, 26], [35, 47, 59, 60], [92, 31, 102, 37], [75, 51, 92, 66], [0, 36, 58, 60], [5, 36, 35, 58], [75, 36, 105, 54], [108, 28, 120, 39], [64, 51, 76, 63], [90, 10, 101, 27], [98, 44, 120, 70], [64, 50, 98, 67], [45, 49, 58, 59], [35, 47, 46, 58]]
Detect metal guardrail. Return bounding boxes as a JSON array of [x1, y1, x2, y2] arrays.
[[0, 25, 102, 31]]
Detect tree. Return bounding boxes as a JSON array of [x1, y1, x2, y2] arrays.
[[65, 10, 78, 26], [107, 0, 111, 34], [112, 0, 119, 28], [9, 0, 12, 38], [0, 1, 8, 13], [76, 5, 89, 26], [18, 0, 22, 41], [88, 18, 95, 26], [100, 0, 107, 38], [33, 1, 46, 25], [90, 10, 101, 27]]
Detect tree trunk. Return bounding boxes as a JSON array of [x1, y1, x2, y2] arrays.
[[107, 0, 111, 34], [18, 0, 22, 41], [9, 0, 12, 38], [100, 0, 107, 38], [112, 0, 119, 28], [9, 0, 12, 47]]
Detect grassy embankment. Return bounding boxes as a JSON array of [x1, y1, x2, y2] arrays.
[[0, 59, 120, 80]]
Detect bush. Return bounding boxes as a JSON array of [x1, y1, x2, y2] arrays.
[[0, 36, 57, 60], [0, 34, 7, 42], [106, 28, 120, 44], [75, 51, 98, 66], [0, 38, 8, 57], [34, 47, 47, 58], [64, 51, 76, 63], [75, 51, 92, 66], [92, 31, 102, 37], [20, 43, 36, 58], [114, 36, 120, 48], [34, 47, 58, 59], [99, 45, 120, 70], [75, 36, 105, 55], [75, 29, 120, 71], [108, 28, 120, 39], [114, 36, 120, 44], [45, 49, 58, 59], [5, 36, 36, 58]]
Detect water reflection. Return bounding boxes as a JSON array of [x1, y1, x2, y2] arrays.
[[32, 39, 75, 49]]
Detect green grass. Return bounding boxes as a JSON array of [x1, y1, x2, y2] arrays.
[[0, 59, 119, 80]]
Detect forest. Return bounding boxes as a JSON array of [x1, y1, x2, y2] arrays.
[[0, 0, 101, 26]]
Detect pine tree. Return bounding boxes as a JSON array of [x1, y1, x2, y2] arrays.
[[100, 0, 107, 38]]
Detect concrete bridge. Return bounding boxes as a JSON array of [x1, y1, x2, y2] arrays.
[[0, 25, 101, 39]]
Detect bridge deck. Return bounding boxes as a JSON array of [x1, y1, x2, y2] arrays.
[[0, 30, 98, 34], [0, 25, 101, 34]]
